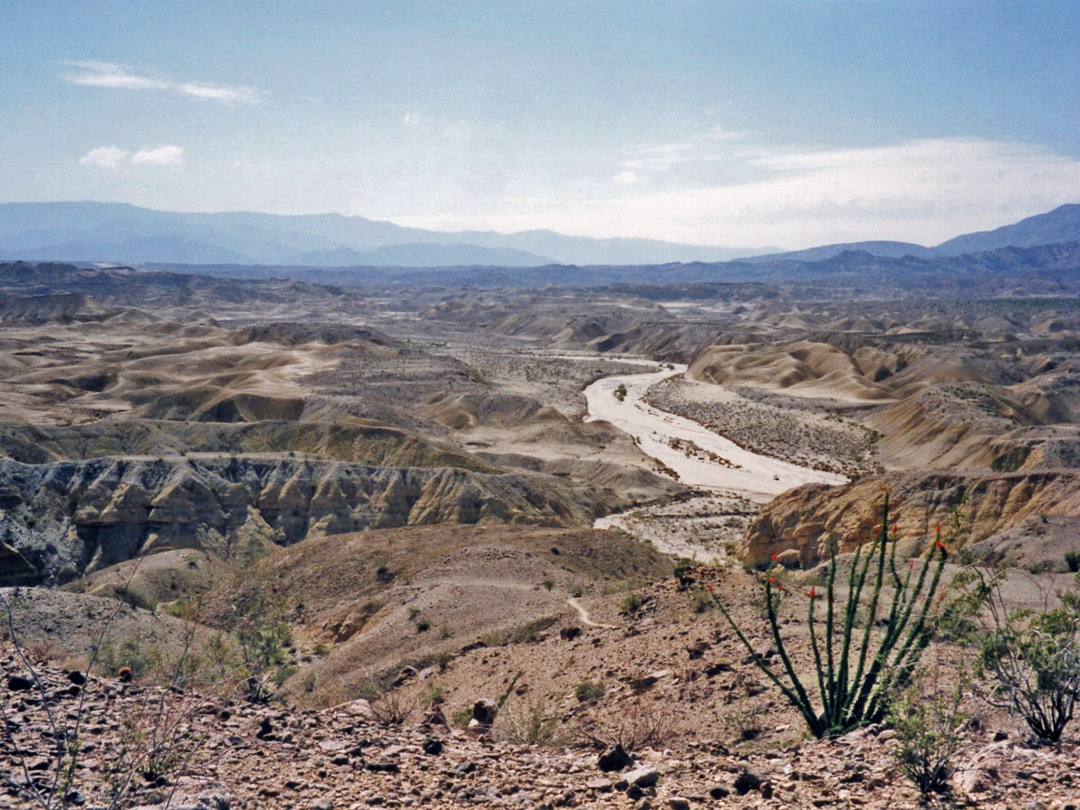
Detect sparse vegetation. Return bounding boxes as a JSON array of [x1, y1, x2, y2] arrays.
[[710, 496, 955, 739], [889, 672, 967, 799], [978, 572, 1080, 744], [574, 680, 606, 703], [619, 592, 643, 616], [1066, 551, 1080, 573]]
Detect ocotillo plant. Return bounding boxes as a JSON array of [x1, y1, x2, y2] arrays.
[[711, 495, 950, 739]]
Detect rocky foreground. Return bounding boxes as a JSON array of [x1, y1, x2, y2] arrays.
[[3, 645, 1079, 810]]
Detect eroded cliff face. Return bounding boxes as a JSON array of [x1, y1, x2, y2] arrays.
[[0, 456, 626, 586], [741, 470, 1080, 568]]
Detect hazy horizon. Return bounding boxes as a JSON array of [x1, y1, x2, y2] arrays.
[[3, 1, 1079, 250]]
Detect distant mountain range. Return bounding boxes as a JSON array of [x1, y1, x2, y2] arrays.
[[748, 204, 1080, 263], [2, 201, 1079, 269], [0, 201, 763, 267]]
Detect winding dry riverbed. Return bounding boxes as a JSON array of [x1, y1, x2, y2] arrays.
[[584, 363, 847, 500]]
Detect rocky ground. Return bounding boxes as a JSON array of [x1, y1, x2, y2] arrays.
[[4, 640, 1080, 810]]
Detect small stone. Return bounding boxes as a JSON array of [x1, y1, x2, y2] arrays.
[[993, 730, 1008, 741], [67, 670, 87, 686], [760, 782, 774, 799], [669, 799, 690, 810], [560, 627, 582, 641], [65, 791, 85, 806], [422, 737, 443, 756], [624, 766, 659, 788], [708, 785, 730, 799], [310, 801, 333, 810], [586, 779, 612, 793], [472, 700, 496, 725], [256, 717, 274, 740], [733, 770, 761, 796], [7, 674, 33, 691], [597, 744, 632, 773], [366, 758, 399, 773], [704, 660, 733, 677]]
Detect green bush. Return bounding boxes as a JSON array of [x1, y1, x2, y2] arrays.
[[1065, 551, 1080, 573], [979, 572, 1080, 743], [620, 592, 643, 616], [237, 622, 293, 703], [575, 681, 606, 702], [889, 676, 967, 798], [710, 495, 954, 739]]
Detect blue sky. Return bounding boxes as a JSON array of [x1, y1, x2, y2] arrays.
[[2, 1, 1078, 249]]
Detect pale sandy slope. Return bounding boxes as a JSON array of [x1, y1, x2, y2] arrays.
[[584, 365, 847, 501]]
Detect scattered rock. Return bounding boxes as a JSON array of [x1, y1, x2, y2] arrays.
[[471, 700, 496, 725], [7, 674, 33, 691], [624, 766, 659, 788], [597, 744, 632, 773], [422, 737, 443, 756], [733, 770, 762, 796]]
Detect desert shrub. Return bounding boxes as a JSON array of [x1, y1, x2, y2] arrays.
[[729, 704, 763, 742], [690, 588, 713, 614], [614, 383, 627, 401], [619, 592, 643, 616], [237, 622, 292, 703], [98, 638, 164, 680], [420, 682, 446, 705], [1, 587, 214, 810], [313, 641, 330, 657], [592, 698, 671, 752], [673, 557, 694, 585], [575, 681, 606, 702], [451, 704, 474, 728], [299, 671, 318, 693], [370, 688, 416, 725], [710, 495, 958, 739], [889, 674, 967, 798], [496, 697, 559, 745], [979, 572, 1080, 744], [1065, 551, 1080, 574], [480, 628, 510, 647], [542, 578, 555, 591], [512, 617, 557, 644]]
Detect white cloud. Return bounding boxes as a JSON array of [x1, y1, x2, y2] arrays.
[[177, 82, 265, 104], [78, 145, 184, 169], [131, 146, 185, 167], [78, 146, 128, 169], [612, 170, 643, 185], [393, 136, 1080, 249], [64, 61, 168, 90], [62, 61, 264, 105]]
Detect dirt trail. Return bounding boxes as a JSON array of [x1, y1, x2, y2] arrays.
[[566, 597, 616, 629]]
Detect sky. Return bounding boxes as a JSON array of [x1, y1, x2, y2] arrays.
[[2, 1, 1079, 250]]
